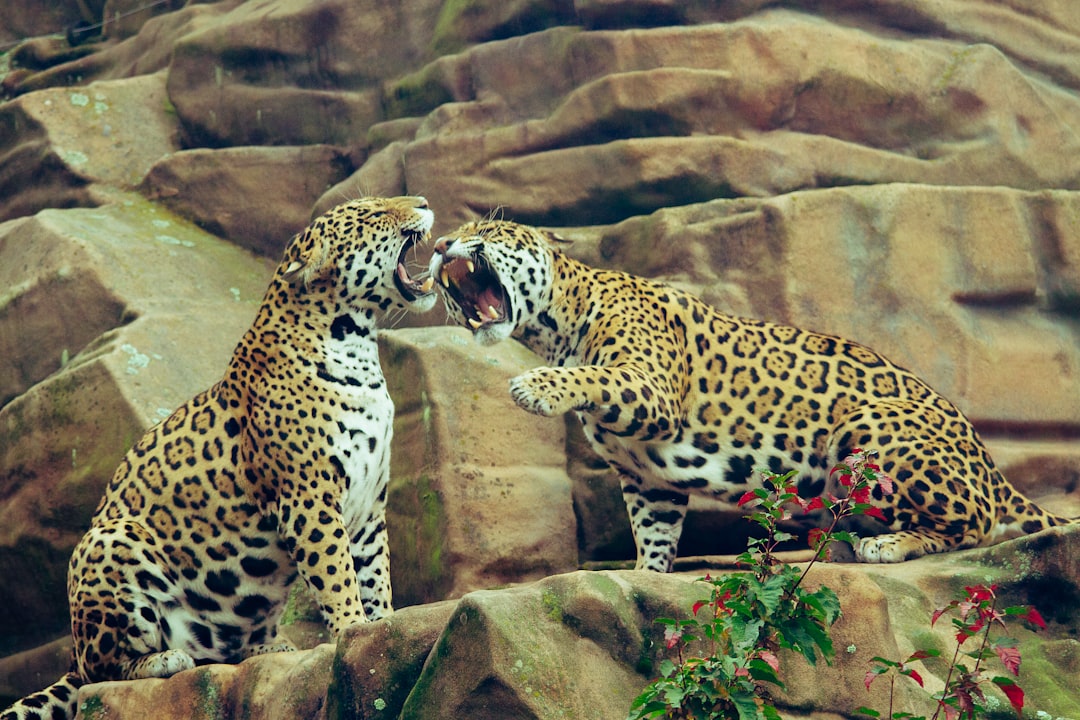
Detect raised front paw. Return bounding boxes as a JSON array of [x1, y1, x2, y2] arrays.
[[509, 369, 573, 417]]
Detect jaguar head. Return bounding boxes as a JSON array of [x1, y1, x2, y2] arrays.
[[429, 220, 555, 345], [282, 195, 437, 314]]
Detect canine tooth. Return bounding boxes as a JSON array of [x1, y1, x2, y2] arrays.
[[468, 317, 482, 329], [467, 260, 475, 273], [441, 268, 449, 286], [421, 277, 434, 292], [487, 305, 499, 319]]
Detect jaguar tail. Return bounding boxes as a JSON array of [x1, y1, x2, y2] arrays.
[[1, 672, 82, 720]]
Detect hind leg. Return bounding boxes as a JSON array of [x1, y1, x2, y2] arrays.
[[829, 400, 992, 563], [68, 520, 195, 682], [621, 474, 690, 573]]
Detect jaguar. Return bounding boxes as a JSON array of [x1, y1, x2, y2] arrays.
[[3, 195, 437, 720], [430, 218, 1073, 572]]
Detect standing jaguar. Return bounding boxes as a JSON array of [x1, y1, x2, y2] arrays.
[[430, 218, 1074, 572], [3, 196, 437, 720]]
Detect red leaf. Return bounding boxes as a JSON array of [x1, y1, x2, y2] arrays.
[[931, 606, 951, 627], [955, 685, 977, 714], [1023, 607, 1047, 630], [995, 679, 1025, 715], [965, 585, 994, 602], [737, 491, 759, 507], [876, 473, 895, 496], [664, 625, 682, 649], [805, 496, 826, 512], [837, 473, 854, 488], [902, 668, 925, 687], [994, 643, 1022, 676], [758, 650, 780, 673], [851, 486, 871, 504], [864, 670, 879, 691], [863, 506, 888, 522], [808, 528, 826, 550], [692, 600, 707, 617]]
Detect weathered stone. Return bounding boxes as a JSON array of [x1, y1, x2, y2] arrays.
[[164, 0, 444, 147], [346, 12, 1080, 233], [55, 536, 1080, 718], [382, 328, 579, 608], [0, 72, 179, 222], [140, 145, 355, 256]]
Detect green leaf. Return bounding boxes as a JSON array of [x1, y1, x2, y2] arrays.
[[754, 575, 788, 615], [831, 530, 857, 546], [730, 690, 763, 720], [659, 659, 676, 677], [855, 707, 881, 718], [748, 658, 784, 687]]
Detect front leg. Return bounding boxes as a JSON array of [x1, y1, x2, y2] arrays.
[[278, 494, 367, 636], [509, 364, 680, 441], [349, 487, 393, 621], [620, 474, 689, 573]]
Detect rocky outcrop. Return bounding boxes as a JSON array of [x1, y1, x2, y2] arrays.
[[1, 0, 1079, 716], [62, 527, 1080, 719]]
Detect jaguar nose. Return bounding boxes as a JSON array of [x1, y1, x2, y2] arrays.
[[434, 236, 452, 254]]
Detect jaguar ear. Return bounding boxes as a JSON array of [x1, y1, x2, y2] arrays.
[[281, 229, 331, 289]]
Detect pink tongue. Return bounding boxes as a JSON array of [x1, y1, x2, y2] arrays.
[[477, 287, 502, 315]]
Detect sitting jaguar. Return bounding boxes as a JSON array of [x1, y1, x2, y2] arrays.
[[3, 196, 437, 720], [430, 218, 1073, 572]]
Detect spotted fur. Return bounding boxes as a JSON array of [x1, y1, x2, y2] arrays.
[[431, 218, 1074, 572], [3, 196, 436, 720]]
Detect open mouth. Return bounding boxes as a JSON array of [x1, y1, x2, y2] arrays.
[[394, 229, 435, 302], [437, 252, 509, 330]]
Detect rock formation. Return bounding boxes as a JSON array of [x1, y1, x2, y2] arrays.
[[0, 1, 1078, 718]]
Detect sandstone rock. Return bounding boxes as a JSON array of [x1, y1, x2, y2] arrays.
[[164, 0, 444, 148], [0, 72, 179, 222], [140, 145, 355, 257], [382, 328, 579, 608], [347, 10, 1080, 232], [0, 195, 273, 655], [60, 531, 1080, 719]]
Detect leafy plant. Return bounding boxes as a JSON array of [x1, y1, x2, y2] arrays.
[[858, 583, 1046, 720], [627, 449, 892, 720]]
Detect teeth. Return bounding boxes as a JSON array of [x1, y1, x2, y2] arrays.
[[466, 260, 475, 273], [420, 277, 434, 293], [487, 305, 499, 319], [468, 318, 482, 329], [441, 268, 449, 286]]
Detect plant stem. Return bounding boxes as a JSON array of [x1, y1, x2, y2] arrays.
[[930, 633, 965, 720]]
